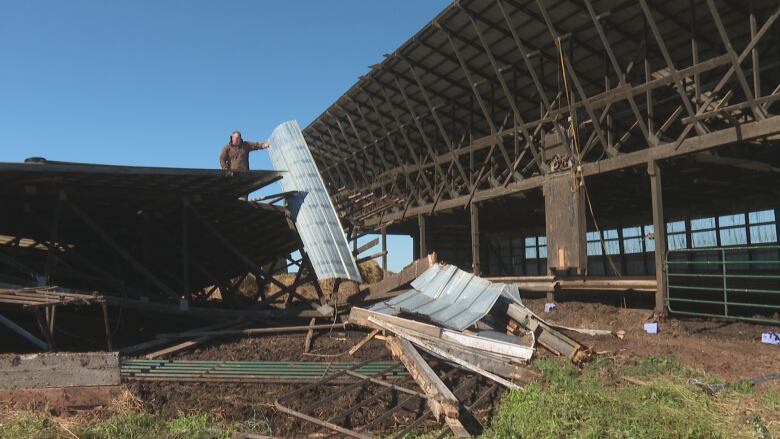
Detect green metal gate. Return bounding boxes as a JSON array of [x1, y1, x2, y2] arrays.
[[666, 245, 780, 325]]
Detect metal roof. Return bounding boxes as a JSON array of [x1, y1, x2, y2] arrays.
[[301, 0, 779, 229], [268, 121, 362, 282], [370, 263, 522, 331]]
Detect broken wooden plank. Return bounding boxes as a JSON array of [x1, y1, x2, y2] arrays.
[[155, 322, 347, 339], [350, 306, 441, 338], [504, 302, 591, 364], [348, 329, 380, 356], [303, 317, 317, 353], [385, 336, 469, 437], [355, 250, 388, 265], [376, 319, 520, 390], [120, 319, 242, 356], [351, 307, 533, 361], [354, 237, 380, 255], [0, 352, 120, 389]]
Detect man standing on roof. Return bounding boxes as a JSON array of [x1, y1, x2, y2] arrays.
[[219, 130, 270, 172]]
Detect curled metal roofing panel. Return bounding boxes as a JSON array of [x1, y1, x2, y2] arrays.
[[267, 120, 362, 282], [371, 263, 521, 331]]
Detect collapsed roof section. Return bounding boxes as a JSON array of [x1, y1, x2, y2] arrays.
[[0, 159, 300, 302]]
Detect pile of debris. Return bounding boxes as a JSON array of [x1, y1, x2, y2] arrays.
[[270, 260, 604, 437]]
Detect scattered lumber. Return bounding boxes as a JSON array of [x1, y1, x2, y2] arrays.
[[120, 319, 243, 356], [350, 307, 536, 389], [351, 307, 534, 361], [502, 301, 592, 364], [385, 336, 470, 438]]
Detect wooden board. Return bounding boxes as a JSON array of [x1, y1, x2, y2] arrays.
[[0, 352, 120, 389], [385, 336, 469, 438], [0, 385, 122, 409]]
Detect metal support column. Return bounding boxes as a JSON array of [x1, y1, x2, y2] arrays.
[[471, 203, 480, 276], [648, 160, 667, 315]]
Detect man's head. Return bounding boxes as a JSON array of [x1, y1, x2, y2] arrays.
[[230, 130, 242, 145]]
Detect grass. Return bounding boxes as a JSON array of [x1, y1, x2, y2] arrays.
[[482, 356, 779, 439], [0, 410, 241, 439]]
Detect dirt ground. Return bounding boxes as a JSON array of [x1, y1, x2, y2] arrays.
[[520, 297, 779, 381]]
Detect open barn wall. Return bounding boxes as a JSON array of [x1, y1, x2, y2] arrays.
[[303, 0, 780, 318]]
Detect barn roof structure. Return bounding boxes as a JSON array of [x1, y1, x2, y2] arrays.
[[302, 0, 780, 231]]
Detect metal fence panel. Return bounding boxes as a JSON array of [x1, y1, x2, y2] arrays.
[[666, 245, 780, 325]]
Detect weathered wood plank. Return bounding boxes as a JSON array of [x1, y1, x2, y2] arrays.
[[348, 329, 380, 356], [504, 302, 591, 364], [351, 307, 533, 361], [0, 352, 120, 389], [385, 336, 468, 437], [0, 385, 122, 408]]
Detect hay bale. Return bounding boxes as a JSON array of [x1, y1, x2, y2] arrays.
[[358, 260, 384, 284]]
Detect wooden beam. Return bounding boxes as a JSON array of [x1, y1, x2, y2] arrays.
[[348, 329, 380, 356], [303, 317, 316, 353], [471, 203, 480, 275], [0, 352, 120, 389], [385, 336, 468, 437], [648, 160, 668, 315], [366, 115, 780, 226], [381, 227, 388, 274], [418, 215, 427, 258]]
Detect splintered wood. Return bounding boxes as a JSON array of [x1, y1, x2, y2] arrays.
[[385, 336, 470, 438]]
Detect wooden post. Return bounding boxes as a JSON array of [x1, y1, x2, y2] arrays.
[[303, 317, 316, 353], [381, 226, 388, 275], [181, 199, 190, 302], [471, 203, 480, 275], [35, 309, 55, 351], [418, 215, 427, 258], [101, 301, 113, 352], [648, 160, 667, 315]]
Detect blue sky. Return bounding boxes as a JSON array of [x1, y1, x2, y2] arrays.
[[0, 1, 449, 271]]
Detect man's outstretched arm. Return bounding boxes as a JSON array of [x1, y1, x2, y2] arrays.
[[246, 140, 270, 151]]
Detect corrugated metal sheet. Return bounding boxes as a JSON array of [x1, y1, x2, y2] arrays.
[[267, 120, 362, 282], [370, 263, 521, 331]]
